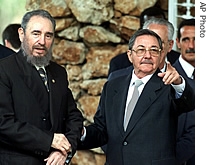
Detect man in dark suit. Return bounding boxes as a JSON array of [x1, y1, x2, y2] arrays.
[[107, 18, 195, 165], [174, 18, 195, 165], [78, 29, 194, 165], [0, 43, 15, 59], [108, 6, 180, 76], [0, 9, 83, 165]]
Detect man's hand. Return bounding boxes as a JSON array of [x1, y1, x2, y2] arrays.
[[51, 133, 71, 155], [44, 151, 67, 165], [158, 62, 182, 85]]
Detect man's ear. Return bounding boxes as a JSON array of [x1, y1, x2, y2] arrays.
[[18, 27, 24, 42], [168, 40, 174, 52], [127, 50, 133, 63], [4, 40, 12, 49], [176, 38, 181, 49]]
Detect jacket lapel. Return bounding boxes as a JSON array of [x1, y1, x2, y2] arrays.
[[173, 61, 194, 89], [15, 51, 48, 102], [112, 74, 132, 135]]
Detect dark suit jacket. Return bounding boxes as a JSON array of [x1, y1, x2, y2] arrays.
[[78, 70, 195, 165], [108, 52, 131, 76], [0, 51, 83, 165], [168, 50, 181, 65], [108, 49, 180, 76], [0, 44, 15, 59], [108, 65, 133, 81], [173, 60, 195, 165]]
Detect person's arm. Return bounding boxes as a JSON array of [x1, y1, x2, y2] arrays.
[[171, 75, 185, 98], [158, 62, 195, 112], [77, 83, 109, 150], [176, 111, 195, 164], [64, 89, 84, 154], [45, 90, 83, 164]]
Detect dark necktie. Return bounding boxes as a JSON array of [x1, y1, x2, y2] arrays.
[[38, 68, 49, 92], [193, 69, 195, 80], [124, 79, 143, 131]]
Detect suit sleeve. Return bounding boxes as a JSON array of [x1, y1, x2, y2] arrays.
[[174, 80, 195, 113], [77, 82, 108, 150], [65, 89, 84, 155]]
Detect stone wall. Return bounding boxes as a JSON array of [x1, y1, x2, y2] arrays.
[[25, 0, 185, 164]]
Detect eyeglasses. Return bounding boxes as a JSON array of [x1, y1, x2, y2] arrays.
[[131, 47, 161, 57]]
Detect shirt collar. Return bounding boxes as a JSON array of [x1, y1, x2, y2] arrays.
[[34, 65, 46, 72], [130, 69, 153, 87]]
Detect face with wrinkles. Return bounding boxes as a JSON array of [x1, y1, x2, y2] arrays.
[[18, 15, 54, 67], [127, 35, 161, 78]]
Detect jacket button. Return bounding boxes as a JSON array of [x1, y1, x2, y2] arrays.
[[123, 141, 128, 146]]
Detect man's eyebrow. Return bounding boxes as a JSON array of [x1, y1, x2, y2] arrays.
[[136, 45, 145, 48], [181, 36, 190, 41], [31, 30, 41, 33], [46, 32, 54, 36], [136, 45, 159, 48], [31, 30, 54, 35]]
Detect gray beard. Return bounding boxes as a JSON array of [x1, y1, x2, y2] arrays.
[[22, 48, 52, 67]]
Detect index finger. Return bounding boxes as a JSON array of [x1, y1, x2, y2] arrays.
[[166, 61, 172, 71]]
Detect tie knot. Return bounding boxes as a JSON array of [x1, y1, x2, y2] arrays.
[[38, 68, 45, 74], [135, 79, 143, 87], [38, 68, 46, 78]]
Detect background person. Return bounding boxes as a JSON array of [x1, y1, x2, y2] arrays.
[[174, 18, 195, 165], [2, 23, 21, 52], [0, 43, 15, 59]]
